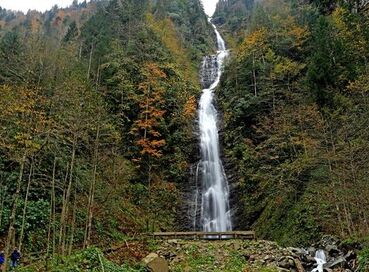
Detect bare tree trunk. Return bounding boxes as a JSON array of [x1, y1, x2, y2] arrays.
[[18, 159, 34, 252], [362, 206, 369, 234], [147, 163, 154, 231], [87, 44, 94, 80], [252, 53, 257, 96], [79, 42, 82, 60], [0, 180, 5, 229], [83, 177, 94, 248], [58, 162, 69, 253], [143, 86, 150, 140], [84, 127, 100, 248], [4, 154, 26, 272], [95, 59, 101, 89], [47, 157, 57, 258], [62, 144, 76, 255], [59, 139, 76, 255], [52, 158, 57, 256], [68, 189, 77, 255]]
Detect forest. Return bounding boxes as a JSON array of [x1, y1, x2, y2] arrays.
[[0, 0, 369, 271], [215, 0, 369, 246]]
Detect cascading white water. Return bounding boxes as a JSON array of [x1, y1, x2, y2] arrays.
[[197, 24, 232, 232], [311, 250, 326, 272]]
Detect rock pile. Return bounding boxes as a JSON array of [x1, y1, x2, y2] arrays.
[[141, 236, 361, 272], [292, 235, 359, 272], [269, 235, 359, 271]]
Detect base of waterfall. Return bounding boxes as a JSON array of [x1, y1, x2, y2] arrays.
[[151, 231, 255, 240]]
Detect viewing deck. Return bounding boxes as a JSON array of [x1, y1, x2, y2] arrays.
[[151, 231, 256, 240]]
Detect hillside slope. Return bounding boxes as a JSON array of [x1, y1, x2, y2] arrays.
[[215, 0, 369, 246], [0, 0, 215, 260]]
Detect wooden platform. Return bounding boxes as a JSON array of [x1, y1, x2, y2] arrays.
[[151, 231, 255, 240]]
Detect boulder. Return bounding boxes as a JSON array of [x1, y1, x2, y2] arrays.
[[344, 250, 356, 262], [303, 254, 317, 264], [288, 247, 308, 256], [325, 256, 347, 269], [307, 247, 317, 256], [277, 256, 296, 269], [294, 258, 305, 272], [326, 244, 340, 257], [277, 268, 290, 272], [233, 241, 242, 251], [320, 235, 339, 247], [142, 253, 169, 272]]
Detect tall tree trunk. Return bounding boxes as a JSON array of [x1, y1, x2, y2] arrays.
[[143, 86, 150, 140], [68, 189, 77, 255], [18, 159, 34, 252], [252, 53, 257, 96], [95, 59, 101, 89], [84, 127, 100, 248], [147, 163, 152, 232], [4, 154, 26, 272], [0, 180, 5, 229], [79, 42, 82, 60], [58, 162, 69, 252], [47, 157, 57, 258], [59, 138, 76, 255], [87, 44, 94, 80]]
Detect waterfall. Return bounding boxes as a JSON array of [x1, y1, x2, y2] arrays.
[[196, 24, 232, 232], [311, 250, 326, 272]]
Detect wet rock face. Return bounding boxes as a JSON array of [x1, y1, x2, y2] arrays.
[[177, 162, 202, 231], [200, 55, 218, 89]]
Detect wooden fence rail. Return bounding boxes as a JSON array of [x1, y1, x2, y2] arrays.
[[150, 231, 255, 240]]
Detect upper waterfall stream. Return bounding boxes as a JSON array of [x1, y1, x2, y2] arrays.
[[196, 24, 232, 232]]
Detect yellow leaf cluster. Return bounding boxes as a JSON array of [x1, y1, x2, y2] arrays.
[[238, 28, 269, 60], [183, 95, 197, 119]]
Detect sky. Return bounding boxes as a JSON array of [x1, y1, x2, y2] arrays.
[[0, 0, 84, 13], [0, 0, 218, 16], [201, 0, 218, 17]]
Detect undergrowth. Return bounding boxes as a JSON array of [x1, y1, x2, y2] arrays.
[[18, 247, 145, 272]]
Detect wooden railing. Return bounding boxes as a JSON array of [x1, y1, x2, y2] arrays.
[[150, 231, 255, 240]]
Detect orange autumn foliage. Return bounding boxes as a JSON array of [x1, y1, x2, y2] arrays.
[[183, 95, 197, 119], [130, 62, 167, 159]]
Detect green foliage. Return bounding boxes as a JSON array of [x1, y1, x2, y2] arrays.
[[152, 0, 215, 61], [170, 242, 279, 272], [223, 251, 248, 271], [306, 8, 368, 107], [213, 0, 254, 32], [217, 0, 369, 246], [19, 247, 146, 272], [358, 248, 369, 272], [63, 21, 78, 43], [0, 0, 215, 260]]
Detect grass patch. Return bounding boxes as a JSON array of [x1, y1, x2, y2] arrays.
[[18, 247, 145, 272], [358, 247, 369, 272]]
